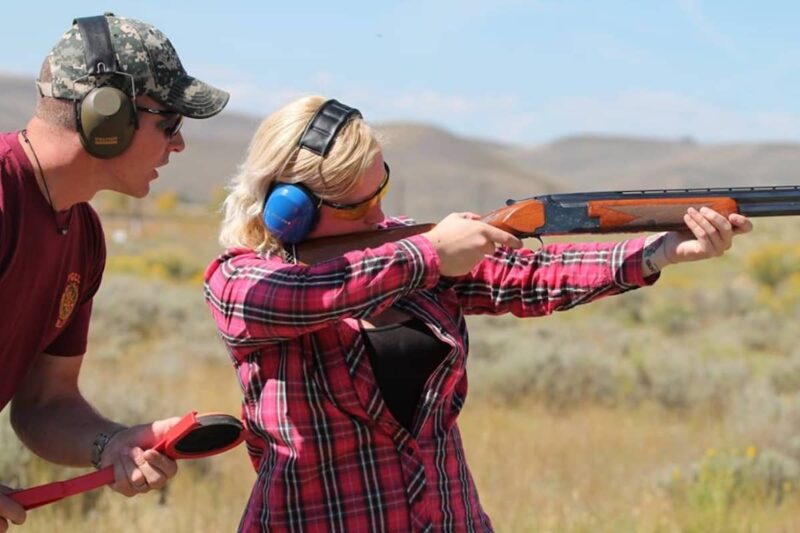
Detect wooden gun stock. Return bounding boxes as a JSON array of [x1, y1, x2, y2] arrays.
[[293, 223, 435, 265], [479, 199, 546, 234]]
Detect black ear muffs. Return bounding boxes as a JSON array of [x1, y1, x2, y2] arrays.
[[73, 14, 137, 159], [262, 99, 362, 243]]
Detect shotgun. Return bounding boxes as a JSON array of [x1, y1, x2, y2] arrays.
[[292, 185, 800, 264]]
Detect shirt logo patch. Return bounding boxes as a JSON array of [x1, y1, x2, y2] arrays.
[[56, 273, 81, 328]]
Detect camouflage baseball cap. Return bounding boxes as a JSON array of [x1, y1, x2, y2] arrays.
[[37, 14, 228, 119]]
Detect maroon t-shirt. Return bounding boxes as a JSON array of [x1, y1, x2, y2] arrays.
[[0, 131, 105, 410]]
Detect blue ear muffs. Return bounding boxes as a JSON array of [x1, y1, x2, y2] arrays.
[[262, 99, 363, 244], [262, 183, 320, 244]]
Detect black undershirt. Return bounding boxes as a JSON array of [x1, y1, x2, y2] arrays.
[[361, 318, 450, 431]]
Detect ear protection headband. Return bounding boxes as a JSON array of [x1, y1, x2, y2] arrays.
[[73, 13, 138, 159], [262, 99, 362, 244]]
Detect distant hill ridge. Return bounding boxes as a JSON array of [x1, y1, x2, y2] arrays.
[[2, 73, 799, 221]]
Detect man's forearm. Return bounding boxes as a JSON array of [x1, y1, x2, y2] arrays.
[[10, 393, 125, 467]]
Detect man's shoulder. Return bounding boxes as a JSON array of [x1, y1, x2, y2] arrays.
[[0, 131, 25, 187], [75, 200, 101, 221], [0, 131, 19, 161], [73, 201, 105, 249], [0, 132, 23, 209]]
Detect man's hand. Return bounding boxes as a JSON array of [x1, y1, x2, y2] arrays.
[[662, 207, 753, 264], [99, 417, 181, 497], [0, 486, 25, 532]]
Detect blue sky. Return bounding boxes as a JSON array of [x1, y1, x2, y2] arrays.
[[2, 1, 798, 144]]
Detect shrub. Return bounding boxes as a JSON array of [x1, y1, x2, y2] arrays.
[[638, 352, 749, 413], [661, 446, 800, 511], [471, 339, 639, 410], [745, 243, 800, 290], [106, 248, 202, 282], [89, 275, 221, 360], [771, 352, 800, 395]]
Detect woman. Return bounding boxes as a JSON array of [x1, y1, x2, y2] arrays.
[[204, 96, 752, 532]]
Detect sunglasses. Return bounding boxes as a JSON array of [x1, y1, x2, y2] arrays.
[[137, 106, 184, 138], [321, 162, 391, 220]]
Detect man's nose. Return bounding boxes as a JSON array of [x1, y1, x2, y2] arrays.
[[169, 132, 186, 153]]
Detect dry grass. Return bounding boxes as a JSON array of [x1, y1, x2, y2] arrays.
[[459, 403, 800, 532], [7, 211, 800, 532]]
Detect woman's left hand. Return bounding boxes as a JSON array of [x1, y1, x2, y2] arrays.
[[663, 207, 753, 264]]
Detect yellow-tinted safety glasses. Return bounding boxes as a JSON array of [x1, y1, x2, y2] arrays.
[[321, 162, 390, 220]]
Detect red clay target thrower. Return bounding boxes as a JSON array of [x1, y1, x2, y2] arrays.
[[9, 411, 245, 510]]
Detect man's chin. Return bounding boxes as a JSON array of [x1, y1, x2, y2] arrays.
[[136, 182, 152, 198], [109, 185, 149, 199]]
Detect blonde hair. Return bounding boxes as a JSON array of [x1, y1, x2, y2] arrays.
[[219, 95, 382, 253]]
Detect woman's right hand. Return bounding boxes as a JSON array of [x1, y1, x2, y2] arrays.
[[0, 486, 26, 532], [422, 213, 523, 277]]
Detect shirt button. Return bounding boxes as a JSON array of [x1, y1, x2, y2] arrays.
[[405, 446, 414, 454]]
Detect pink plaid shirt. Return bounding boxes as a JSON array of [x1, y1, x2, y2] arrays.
[[204, 222, 656, 533]]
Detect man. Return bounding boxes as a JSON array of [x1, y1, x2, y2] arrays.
[[0, 13, 229, 530]]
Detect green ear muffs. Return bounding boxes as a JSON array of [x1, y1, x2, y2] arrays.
[[73, 14, 138, 159]]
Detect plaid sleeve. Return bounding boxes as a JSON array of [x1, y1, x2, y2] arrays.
[[449, 236, 658, 317], [204, 235, 440, 346]]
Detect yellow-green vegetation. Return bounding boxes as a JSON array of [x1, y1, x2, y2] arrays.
[[6, 205, 800, 532], [154, 190, 181, 214], [660, 446, 800, 533]]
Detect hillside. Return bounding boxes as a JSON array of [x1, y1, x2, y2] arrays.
[[498, 134, 800, 191], [3, 73, 800, 221]]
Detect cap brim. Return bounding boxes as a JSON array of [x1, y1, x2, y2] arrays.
[[164, 75, 230, 119]]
